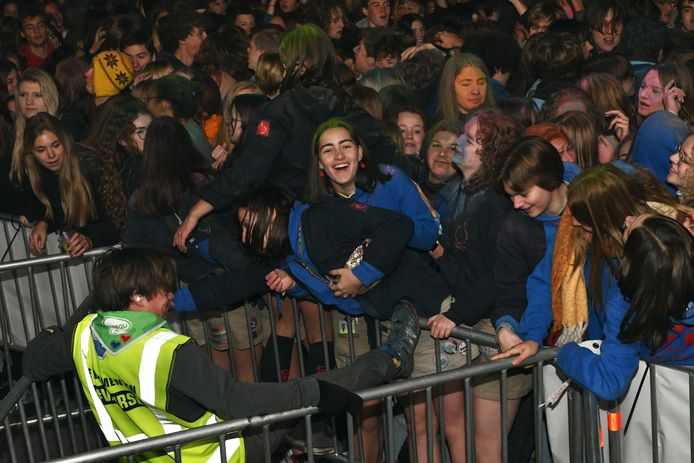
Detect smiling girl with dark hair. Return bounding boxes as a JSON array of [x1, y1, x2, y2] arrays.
[[169, 25, 404, 325]]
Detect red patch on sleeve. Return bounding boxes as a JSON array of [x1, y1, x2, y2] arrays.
[[350, 203, 368, 212], [256, 119, 271, 136]]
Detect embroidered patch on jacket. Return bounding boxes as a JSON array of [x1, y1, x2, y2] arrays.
[[350, 203, 368, 212], [256, 119, 271, 136]]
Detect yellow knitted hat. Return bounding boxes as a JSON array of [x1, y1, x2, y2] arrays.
[[92, 51, 134, 98]]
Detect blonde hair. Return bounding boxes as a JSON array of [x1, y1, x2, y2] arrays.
[[551, 111, 598, 170], [22, 113, 94, 229], [11, 69, 60, 185], [255, 53, 284, 98], [436, 53, 494, 120]]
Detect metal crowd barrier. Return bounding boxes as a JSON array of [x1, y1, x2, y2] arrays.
[[2, 319, 558, 463], [561, 362, 694, 463], [0, 242, 547, 463], [2, 219, 693, 462], [0, 215, 100, 352]]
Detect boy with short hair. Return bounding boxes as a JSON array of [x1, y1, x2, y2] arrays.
[[18, 3, 55, 68], [121, 29, 157, 77], [23, 248, 420, 461]]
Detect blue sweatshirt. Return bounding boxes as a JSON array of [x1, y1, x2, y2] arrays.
[[495, 162, 581, 334], [554, 265, 639, 400], [557, 281, 694, 400], [352, 165, 438, 251]]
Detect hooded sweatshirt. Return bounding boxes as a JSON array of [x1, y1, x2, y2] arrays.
[[631, 111, 690, 196], [201, 85, 407, 209]]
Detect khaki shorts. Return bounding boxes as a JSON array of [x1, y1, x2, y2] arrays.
[[207, 303, 265, 350], [411, 329, 477, 378], [333, 314, 372, 368], [471, 319, 533, 401], [182, 318, 206, 346], [412, 296, 479, 377]]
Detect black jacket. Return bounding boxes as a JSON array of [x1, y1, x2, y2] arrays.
[[201, 84, 407, 209], [492, 210, 546, 326], [434, 181, 512, 326], [124, 188, 220, 284], [19, 145, 119, 248]]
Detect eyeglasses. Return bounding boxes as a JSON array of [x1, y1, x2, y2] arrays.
[[675, 143, 692, 165], [132, 126, 147, 140], [141, 96, 161, 103]]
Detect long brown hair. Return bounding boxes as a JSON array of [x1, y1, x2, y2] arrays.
[[84, 95, 150, 235], [131, 117, 212, 219], [618, 215, 694, 351], [22, 113, 95, 229], [551, 111, 598, 170], [580, 72, 636, 134], [567, 164, 681, 308]]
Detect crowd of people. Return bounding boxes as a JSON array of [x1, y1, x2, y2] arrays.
[[7, 0, 694, 461]]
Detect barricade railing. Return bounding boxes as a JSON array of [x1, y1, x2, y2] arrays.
[[3, 226, 692, 462], [0, 213, 109, 355], [571, 362, 694, 463], [7, 306, 694, 463], [0, 320, 557, 463]]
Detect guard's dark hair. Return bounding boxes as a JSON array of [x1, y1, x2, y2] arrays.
[[92, 248, 177, 311]]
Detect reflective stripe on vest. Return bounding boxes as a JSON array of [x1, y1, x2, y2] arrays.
[[78, 317, 121, 443], [74, 314, 244, 462], [140, 331, 178, 406]]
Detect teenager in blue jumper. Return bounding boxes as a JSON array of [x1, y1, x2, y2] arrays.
[[290, 117, 446, 461], [494, 165, 687, 400], [494, 137, 581, 353]]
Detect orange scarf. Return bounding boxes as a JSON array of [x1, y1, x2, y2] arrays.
[[549, 208, 588, 346]]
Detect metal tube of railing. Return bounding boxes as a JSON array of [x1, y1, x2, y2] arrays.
[[3, 311, 559, 462], [650, 364, 659, 463], [533, 362, 544, 463], [0, 247, 113, 272], [607, 401, 621, 463], [568, 385, 583, 463], [582, 389, 601, 463], [690, 371, 694, 463], [0, 376, 32, 422]]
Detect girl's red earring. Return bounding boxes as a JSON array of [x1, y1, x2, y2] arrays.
[[359, 162, 366, 169], [319, 170, 325, 177]]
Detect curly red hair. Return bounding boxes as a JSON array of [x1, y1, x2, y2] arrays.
[[465, 109, 522, 193]]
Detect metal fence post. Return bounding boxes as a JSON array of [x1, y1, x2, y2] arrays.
[[650, 364, 659, 463], [582, 389, 601, 463]]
